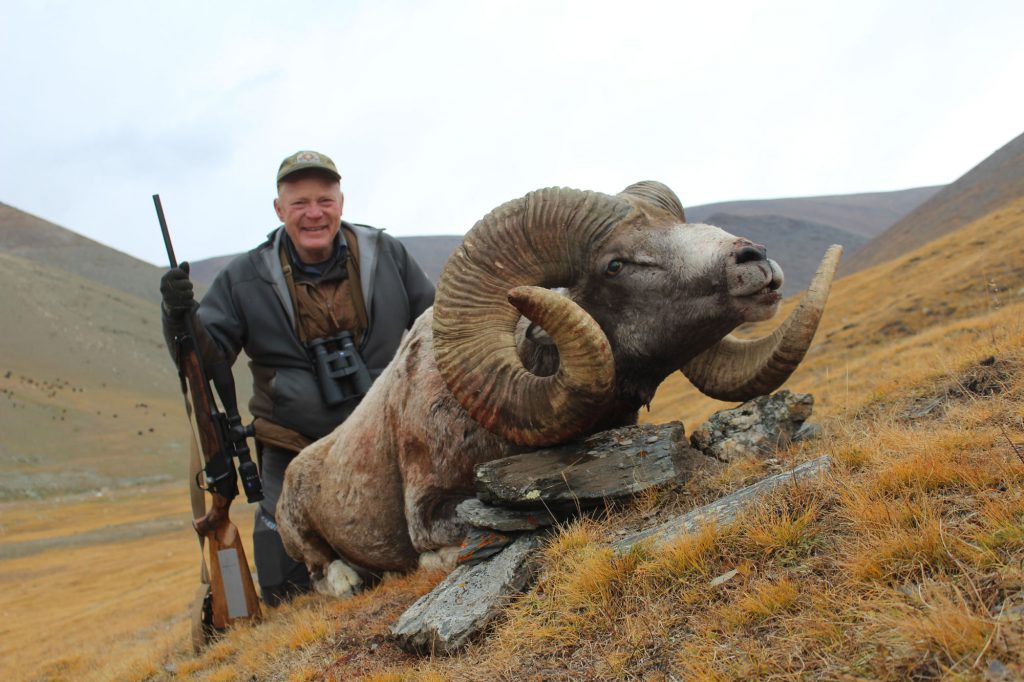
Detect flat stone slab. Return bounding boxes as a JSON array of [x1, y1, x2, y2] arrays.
[[613, 455, 830, 552], [475, 421, 702, 509], [391, 531, 545, 654], [457, 497, 564, 531]]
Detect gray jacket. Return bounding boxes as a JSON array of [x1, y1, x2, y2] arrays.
[[164, 222, 435, 440]]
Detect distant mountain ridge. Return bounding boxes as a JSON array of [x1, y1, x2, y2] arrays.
[[686, 185, 942, 238], [843, 131, 1024, 274], [0, 183, 940, 300], [187, 186, 940, 293]]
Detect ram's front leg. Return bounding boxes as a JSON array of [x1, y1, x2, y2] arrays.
[[401, 461, 469, 570]]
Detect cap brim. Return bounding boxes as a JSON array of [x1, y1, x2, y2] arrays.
[[277, 165, 342, 183]]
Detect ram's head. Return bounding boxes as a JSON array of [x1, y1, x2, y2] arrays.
[[433, 181, 840, 446]]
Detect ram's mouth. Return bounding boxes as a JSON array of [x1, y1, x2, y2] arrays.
[[741, 282, 778, 299], [729, 259, 784, 321], [740, 274, 782, 300], [731, 259, 783, 296]]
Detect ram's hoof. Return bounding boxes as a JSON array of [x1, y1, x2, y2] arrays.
[[312, 559, 364, 599]]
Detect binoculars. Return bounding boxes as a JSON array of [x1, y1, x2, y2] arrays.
[[306, 331, 373, 406]]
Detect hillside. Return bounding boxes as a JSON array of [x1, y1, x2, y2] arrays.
[[843, 130, 1024, 274], [0, 202, 166, 304], [0, 251, 187, 499], [3, 188, 1022, 680]]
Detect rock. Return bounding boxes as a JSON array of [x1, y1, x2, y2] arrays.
[[690, 390, 813, 462], [455, 527, 516, 565], [613, 455, 830, 552], [456, 498, 563, 531], [793, 422, 822, 442], [391, 531, 545, 654], [475, 422, 707, 509]]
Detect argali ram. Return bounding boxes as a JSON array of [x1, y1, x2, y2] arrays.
[[276, 181, 841, 597]]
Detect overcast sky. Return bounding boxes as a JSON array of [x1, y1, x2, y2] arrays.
[[2, 1, 1022, 265]]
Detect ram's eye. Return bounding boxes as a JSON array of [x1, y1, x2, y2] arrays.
[[605, 259, 624, 277]]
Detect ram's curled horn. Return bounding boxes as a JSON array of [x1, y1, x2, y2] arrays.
[[433, 187, 632, 446], [618, 180, 686, 222], [682, 245, 843, 401]]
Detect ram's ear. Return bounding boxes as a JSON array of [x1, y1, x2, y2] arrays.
[[618, 181, 685, 222]]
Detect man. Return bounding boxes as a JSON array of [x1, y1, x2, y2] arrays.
[[161, 150, 435, 605]]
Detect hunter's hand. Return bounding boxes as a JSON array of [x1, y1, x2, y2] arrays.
[[160, 262, 194, 316]]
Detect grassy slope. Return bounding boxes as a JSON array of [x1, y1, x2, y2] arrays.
[[0, 249, 253, 501], [0, 251, 188, 499], [5, 197, 1024, 681]]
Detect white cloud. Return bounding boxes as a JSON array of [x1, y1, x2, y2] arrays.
[[1, 0, 1022, 264]]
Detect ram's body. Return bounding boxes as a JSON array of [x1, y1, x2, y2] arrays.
[[277, 182, 840, 588]]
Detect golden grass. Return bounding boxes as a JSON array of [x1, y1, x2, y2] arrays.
[[5, 196, 1024, 680], [722, 577, 800, 628], [0, 487, 258, 682]]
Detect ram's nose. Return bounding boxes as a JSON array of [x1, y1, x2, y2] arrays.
[[735, 243, 767, 264]]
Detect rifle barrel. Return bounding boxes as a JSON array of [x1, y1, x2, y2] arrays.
[[153, 194, 178, 268]]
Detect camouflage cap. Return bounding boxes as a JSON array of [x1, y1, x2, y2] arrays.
[[276, 150, 342, 184]]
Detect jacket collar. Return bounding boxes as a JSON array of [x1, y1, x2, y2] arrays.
[[255, 222, 383, 328]]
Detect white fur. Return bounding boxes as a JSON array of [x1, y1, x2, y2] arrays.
[[418, 545, 461, 572], [312, 559, 363, 599]]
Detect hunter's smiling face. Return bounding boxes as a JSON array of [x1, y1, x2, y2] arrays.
[[274, 174, 345, 264]]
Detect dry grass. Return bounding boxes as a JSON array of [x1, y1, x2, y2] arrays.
[[0, 487, 260, 682], [4, 197, 1024, 680]]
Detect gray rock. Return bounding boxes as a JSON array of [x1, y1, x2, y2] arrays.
[[690, 390, 813, 461], [390, 531, 545, 654], [456, 498, 563, 531], [475, 422, 707, 509], [614, 455, 830, 552]]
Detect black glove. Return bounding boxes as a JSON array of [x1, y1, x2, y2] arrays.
[[160, 261, 194, 317]]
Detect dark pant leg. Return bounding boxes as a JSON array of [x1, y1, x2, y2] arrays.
[[253, 444, 311, 607]]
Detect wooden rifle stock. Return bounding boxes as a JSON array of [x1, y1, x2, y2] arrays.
[[179, 349, 262, 629], [154, 194, 261, 637]]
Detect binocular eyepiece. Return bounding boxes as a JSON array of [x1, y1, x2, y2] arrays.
[[307, 331, 373, 407]]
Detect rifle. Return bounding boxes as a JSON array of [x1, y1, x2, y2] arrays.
[[153, 194, 263, 647]]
